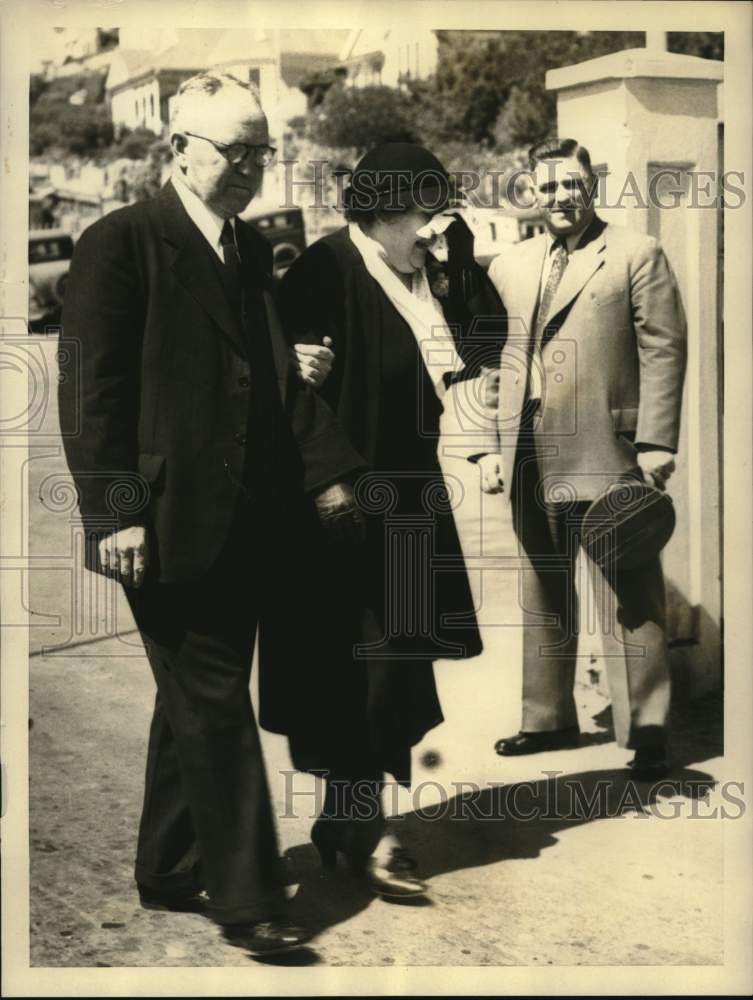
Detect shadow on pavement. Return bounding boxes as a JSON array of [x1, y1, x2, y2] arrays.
[[284, 691, 722, 937]]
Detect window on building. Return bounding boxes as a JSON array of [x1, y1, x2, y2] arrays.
[[249, 67, 260, 88], [150, 94, 155, 118]]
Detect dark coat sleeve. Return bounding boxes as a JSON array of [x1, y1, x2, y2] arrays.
[[277, 239, 350, 418], [58, 210, 146, 532], [256, 234, 366, 494], [439, 215, 508, 381]]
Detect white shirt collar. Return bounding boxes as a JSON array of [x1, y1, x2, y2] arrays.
[[172, 173, 235, 259]]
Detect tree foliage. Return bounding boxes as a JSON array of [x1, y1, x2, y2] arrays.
[[308, 83, 420, 154], [307, 30, 723, 160], [30, 71, 113, 157], [114, 127, 160, 161]]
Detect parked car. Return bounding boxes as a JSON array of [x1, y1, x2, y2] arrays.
[[28, 228, 74, 332], [243, 207, 306, 279]]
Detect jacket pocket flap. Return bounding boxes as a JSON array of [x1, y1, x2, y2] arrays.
[[137, 453, 165, 483], [610, 407, 639, 433]]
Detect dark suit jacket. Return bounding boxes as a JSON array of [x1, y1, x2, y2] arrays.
[[58, 181, 364, 583]]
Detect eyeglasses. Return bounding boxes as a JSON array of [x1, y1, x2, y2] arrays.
[[183, 131, 277, 168]]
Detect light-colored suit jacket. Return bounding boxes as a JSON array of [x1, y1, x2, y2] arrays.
[[485, 217, 687, 502]]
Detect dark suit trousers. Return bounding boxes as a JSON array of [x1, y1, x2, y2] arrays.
[[510, 418, 671, 749], [124, 507, 285, 925]]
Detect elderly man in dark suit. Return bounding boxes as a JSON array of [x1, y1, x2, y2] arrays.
[[58, 71, 365, 956], [477, 138, 687, 777]]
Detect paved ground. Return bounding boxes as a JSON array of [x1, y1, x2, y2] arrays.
[[26, 344, 726, 968]]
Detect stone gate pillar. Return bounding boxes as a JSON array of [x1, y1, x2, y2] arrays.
[[546, 48, 724, 696]]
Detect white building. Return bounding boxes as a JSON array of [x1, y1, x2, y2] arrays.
[[338, 27, 440, 88], [106, 28, 348, 139]]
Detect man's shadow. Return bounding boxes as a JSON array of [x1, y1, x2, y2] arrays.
[[284, 693, 722, 938]]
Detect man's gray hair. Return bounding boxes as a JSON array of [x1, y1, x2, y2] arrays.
[[170, 71, 263, 132]]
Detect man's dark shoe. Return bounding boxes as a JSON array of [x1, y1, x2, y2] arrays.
[[222, 919, 312, 957], [494, 727, 580, 756], [628, 746, 669, 780], [137, 883, 208, 914]]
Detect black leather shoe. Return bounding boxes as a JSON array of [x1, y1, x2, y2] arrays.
[[628, 746, 669, 780], [222, 919, 312, 957], [137, 884, 208, 913], [494, 727, 580, 756]]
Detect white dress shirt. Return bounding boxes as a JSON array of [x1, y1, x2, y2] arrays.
[[172, 173, 236, 258]]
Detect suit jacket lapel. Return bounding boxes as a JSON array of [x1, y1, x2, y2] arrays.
[[158, 181, 246, 357], [518, 235, 548, 339], [545, 218, 607, 329]]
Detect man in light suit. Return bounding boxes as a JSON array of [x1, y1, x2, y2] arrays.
[[477, 138, 687, 777], [59, 72, 365, 956]]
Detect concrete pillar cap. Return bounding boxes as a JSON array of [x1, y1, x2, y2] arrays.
[[546, 47, 724, 91]]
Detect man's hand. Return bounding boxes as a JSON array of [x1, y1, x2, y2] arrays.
[[637, 449, 676, 490], [291, 337, 335, 388], [478, 454, 505, 494], [314, 482, 366, 543], [99, 526, 149, 588]]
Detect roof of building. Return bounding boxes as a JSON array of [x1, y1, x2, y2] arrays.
[[107, 28, 349, 92]]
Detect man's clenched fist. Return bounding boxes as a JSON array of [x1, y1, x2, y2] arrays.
[[99, 526, 149, 588]]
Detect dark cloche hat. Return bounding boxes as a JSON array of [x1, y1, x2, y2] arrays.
[[344, 142, 453, 213], [582, 480, 676, 573]]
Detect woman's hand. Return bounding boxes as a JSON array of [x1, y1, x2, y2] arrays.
[[291, 337, 335, 388], [314, 482, 366, 543]]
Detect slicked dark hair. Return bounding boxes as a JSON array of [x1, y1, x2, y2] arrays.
[[528, 137, 594, 177]]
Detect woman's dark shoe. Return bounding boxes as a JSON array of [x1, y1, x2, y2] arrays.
[[311, 818, 428, 899], [360, 846, 429, 900], [311, 816, 347, 869]]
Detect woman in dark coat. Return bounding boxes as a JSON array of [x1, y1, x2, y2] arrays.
[[263, 143, 506, 899]]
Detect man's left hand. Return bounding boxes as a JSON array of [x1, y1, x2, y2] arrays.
[[637, 449, 676, 490]]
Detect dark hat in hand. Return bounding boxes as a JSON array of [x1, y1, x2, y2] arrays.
[[582, 480, 676, 572]]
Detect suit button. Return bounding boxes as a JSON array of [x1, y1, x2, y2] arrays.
[[238, 376, 250, 388], [234, 432, 247, 445]]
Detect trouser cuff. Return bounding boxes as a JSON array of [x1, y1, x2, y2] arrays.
[[134, 862, 203, 893]]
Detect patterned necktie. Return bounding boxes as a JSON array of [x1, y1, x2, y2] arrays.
[[534, 237, 569, 344]]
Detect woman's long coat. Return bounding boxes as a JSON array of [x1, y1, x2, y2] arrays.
[[258, 225, 506, 777]]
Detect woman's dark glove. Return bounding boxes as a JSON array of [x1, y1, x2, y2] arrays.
[[314, 482, 366, 543], [445, 213, 481, 305]]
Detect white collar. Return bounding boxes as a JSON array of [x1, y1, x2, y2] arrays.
[[348, 223, 464, 398], [172, 173, 235, 258]]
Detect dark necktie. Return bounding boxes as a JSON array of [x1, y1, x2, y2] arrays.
[[220, 219, 242, 303]]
